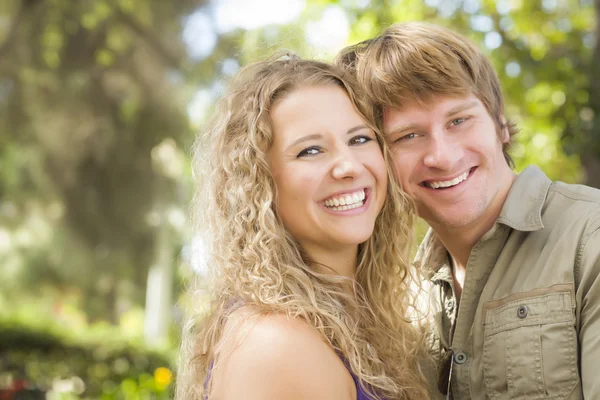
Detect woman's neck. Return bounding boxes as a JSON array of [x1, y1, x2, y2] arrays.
[[305, 244, 358, 279]]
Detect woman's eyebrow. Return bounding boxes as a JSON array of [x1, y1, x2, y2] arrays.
[[347, 124, 369, 135], [286, 133, 323, 151]]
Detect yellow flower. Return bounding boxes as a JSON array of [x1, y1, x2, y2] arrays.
[[154, 367, 173, 386]]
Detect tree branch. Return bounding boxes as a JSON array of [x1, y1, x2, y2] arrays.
[[113, 7, 181, 69]]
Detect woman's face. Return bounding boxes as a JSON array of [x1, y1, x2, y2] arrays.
[[268, 84, 388, 257]]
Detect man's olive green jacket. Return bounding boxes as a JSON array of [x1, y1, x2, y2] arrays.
[[417, 166, 600, 399]]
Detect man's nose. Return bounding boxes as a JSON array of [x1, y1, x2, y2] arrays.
[[423, 133, 462, 170]]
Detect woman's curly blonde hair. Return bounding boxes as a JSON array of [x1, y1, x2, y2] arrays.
[[176, 55, 430, 399]]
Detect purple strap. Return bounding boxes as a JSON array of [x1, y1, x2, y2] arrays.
[[346, 361, 381, 400]]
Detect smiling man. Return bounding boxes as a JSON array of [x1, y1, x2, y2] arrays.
[[337, 22, 600, 399]]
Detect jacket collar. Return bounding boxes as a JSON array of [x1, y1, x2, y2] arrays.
[[495, 165, 552, 231], [415, 165, 553, 279]]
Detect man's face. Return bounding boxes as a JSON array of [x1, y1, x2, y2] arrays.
[[382, 94, 514, 232]]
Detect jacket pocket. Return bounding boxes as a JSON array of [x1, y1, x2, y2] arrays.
[[482, 284, 579, 400]]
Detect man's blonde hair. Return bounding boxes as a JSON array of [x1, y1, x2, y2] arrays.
[[336, 21, 517, 167]]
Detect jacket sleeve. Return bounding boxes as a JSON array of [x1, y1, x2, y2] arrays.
[[577, 224, 600, 397]]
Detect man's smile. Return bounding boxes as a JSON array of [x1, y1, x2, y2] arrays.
[[420, 168, 476, 190]]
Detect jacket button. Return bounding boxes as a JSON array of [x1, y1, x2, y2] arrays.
[[517, 305, 529, 319], [445, 298, 455, 312], [454, 352, 467, 364]]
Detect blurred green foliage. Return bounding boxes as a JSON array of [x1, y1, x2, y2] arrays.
[[0, 316, 173, 399], [0, 0, 204, 324]]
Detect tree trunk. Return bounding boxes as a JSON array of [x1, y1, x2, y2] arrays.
[[144, 217, 173, 346], [583, 157, 600, 188], [144, 179, 174, 347], [582, 0, 600, 188]]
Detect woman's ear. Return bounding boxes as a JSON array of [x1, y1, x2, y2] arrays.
[[499, 115, 510, 143]]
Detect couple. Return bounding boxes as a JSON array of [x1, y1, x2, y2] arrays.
[[177, 22, 600, 399]]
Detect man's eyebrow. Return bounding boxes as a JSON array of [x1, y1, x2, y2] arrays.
[[385, 101, 480, 135], [386, 123, 419, 136], [445, 101, 478, 117]]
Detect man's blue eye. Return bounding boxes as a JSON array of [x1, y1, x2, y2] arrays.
[[451, 117, 466, 126], [397, 133, 417, 142]]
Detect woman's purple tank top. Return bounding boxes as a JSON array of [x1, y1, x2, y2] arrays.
[[349, 369, 380, 400]]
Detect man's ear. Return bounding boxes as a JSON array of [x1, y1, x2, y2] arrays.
[[499, 115, 510, 143]]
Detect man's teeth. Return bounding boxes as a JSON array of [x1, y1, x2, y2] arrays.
[[427, 171, 469, 189], [323, 189, 365, 211]]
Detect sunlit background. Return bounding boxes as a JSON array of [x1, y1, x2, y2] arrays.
[[0, 0, 597, 398]]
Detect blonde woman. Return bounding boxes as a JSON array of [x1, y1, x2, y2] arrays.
[[176, 56, 430, 400]]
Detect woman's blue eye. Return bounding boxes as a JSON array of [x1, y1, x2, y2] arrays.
[[297, 146, 321, 157]]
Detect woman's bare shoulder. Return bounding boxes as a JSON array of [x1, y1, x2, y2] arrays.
[[210, 306, 356, 400]]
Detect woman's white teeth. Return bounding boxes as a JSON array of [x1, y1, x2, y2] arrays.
[[324, 190, 365, 210], [427, 171, 469, 189]]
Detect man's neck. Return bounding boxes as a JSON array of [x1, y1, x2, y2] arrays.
[[437, 214, 498, 269]]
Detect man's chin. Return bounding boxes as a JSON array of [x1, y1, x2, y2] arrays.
[[421, 211, 477, 231]]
